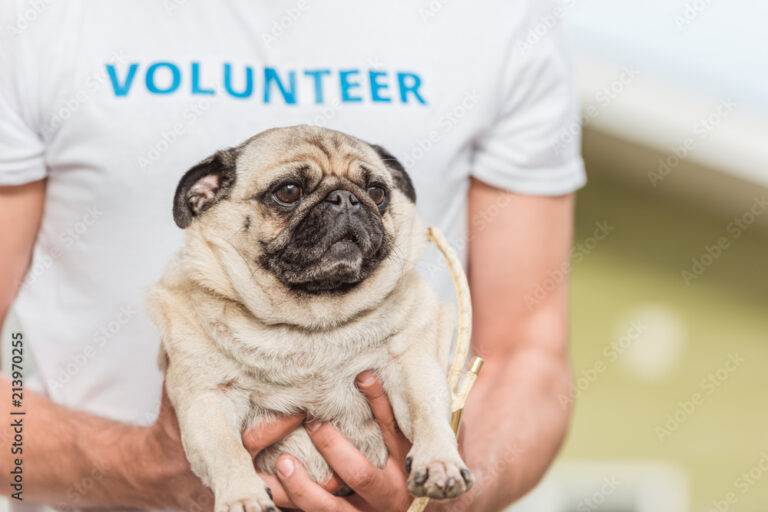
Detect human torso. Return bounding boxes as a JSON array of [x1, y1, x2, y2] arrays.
[[13, 0, 510, 425]]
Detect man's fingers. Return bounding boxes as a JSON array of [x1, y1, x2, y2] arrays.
[[356, 371, 410, 461], [305, 419, 389, 503], [321, 472, 346, 495], [242, 413, 305, 455], [276, 454, 358, 512], [258, 469, 343, 509]]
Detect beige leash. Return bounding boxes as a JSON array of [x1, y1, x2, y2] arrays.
[[406, 227, 484, 512]]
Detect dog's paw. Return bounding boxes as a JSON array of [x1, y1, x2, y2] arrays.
[[215, 488, 277, 512], [405, 455, 474, 500]]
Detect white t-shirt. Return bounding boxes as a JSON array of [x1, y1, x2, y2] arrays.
[[0, 0, 584, 509]]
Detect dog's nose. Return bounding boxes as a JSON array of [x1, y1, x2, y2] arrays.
[[325, 190, 360, 212]]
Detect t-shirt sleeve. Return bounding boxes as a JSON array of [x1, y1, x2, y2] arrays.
[[0, 2, 47, 186], [0, 91, 46, 185], [471, 11, 586, 195]]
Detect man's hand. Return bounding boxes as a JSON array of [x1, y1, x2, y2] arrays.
[[131, 387, 216, 511], [275, 371, 414, 512]]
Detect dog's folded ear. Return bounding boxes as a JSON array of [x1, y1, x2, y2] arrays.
[[369, 145, 416, 203], [173, 149, 238, 228]]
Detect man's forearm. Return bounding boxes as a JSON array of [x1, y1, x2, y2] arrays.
[[0, 376, 167, 509], [473, 349, 571, 510], [436, 345, 572, 512]]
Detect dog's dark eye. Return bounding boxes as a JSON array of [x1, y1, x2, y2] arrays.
[[274, 183, 302, 204], [367, 186, 385, 205]]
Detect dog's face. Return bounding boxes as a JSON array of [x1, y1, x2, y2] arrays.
[[172, 125, 418, 297]]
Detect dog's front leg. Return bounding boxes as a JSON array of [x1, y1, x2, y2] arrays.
[[382, 330, 474, 499], [168, 383, 276, 512]]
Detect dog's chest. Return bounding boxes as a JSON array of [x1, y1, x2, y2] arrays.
[[248, 347, 390, 420], [214, 319, 396, 418]]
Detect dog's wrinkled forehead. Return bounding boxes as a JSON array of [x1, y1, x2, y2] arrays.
[[233, 126, 387, 195], [172, 125, 416, 229]]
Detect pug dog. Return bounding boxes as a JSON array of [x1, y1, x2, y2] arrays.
[[147, 125, 474, 512]]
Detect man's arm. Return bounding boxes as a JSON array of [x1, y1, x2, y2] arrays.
[[0, 377, 202, 509], [446, 178, 574, 510], [0, 182, 204, 509], [0, 180, 44, 328]]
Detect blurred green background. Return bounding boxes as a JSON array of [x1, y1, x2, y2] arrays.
[[545, 129, 768, 512], [541, 1, 768, 509]]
